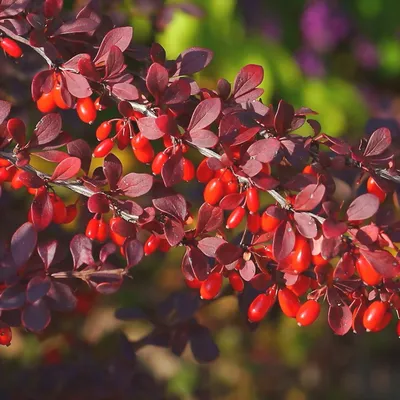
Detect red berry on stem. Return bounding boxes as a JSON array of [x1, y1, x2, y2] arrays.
[[312, 253, 329, 266], [223, 179, 238, 194], [363, 301, 387, 332], [1, 38, 22, 58], [110, 230, 126, 247], [226, 206, 246, 229], [182, 158, 195, 182], [133, 142, 154, 163], [96, 219, 109, 242], [0, 323, 12, 346], [51, 195, 67, 224], [355, 254, 382, 286], [152, 152, 169, 175], [200, 272, 223, 300], [144, 234, 160, 255], [52, 85, 70, 110], [247, 212, 261, 234], [96, 121, 112, 141], [185, 278, 203, 289], [370, 311, 392, 332], [246, 187, 259, 213], [366, 176, 386, 203], [10, 169, 24, 190], [131, 133, 149, 150], [228, 271, 244, 292], [278, 288, 301, 318], [204, 178, 224, 205], [93, 138, 114, 158], [296, 300, 320, 326], [196, 158, 214, 183], [85, 218, 99, 240], [286, 275, 310, 297], [76, 97, 97, 124], [290, 235, 311, 274], [37, 91, 57, 113], [261, 207, 281, 232], [248, 293, 275, 323]]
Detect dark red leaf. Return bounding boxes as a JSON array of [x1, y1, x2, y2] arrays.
[[103, 153, 123, 190], [232, 64, 264, 101], [124, 239, 144, 269], [251, 173, 279, 191], [241, 158, 262, 177], [67, 139, 92, 174], [146, 63, 168, 101], [187, 98, 221, 132], [0, 285, 25, 310], [137, 116, 165, 140], [112, 83, 139, 100], [0, 100, 11, 124], [26, 277, 51, 303], [31, 113, 62, 146], [186, 129, 218, 148], [164, 218, 185, 246], [87, 193, 110, 214], [7, 118, 26, 146], [293, 212, 318, 238], [273, 221, 295, 261], [182, 246, 209, 281], [46, 281, 76, 311], [359, 249, 400, 278], [18, 171, 45, 189], [246, 138, 280, 163], [240, 260, 256, 281], [333, 252, 355, 280], [328, 305, 352, 336], [22, 299, 51, 332], [294, 183, 325, 211], [219, 193, 246, 210], [31, 70, 53, 101], [322, 219, 348, 239], [346, 193, 380, 221], [161, 151, 183, 187], [31, 191, 53, 231], [364, 128, 391, 157], [198, 237, 226, 257], [232, 127, 260, 146], [190, 324, 219, 363], [50, 157, 81, 180], [175, 47, 213, 76], [274, 100, 295, 135], [118, 173, 153, 197], [196, 203, 223, 235], [99, 243, 117, 263], [63, 70, 92, 98], [37, 240, 57, 270], [34, 150, 70, 163], [162, 79, 191, 104], [152, 194, 187, 221], [94, 27, 133, 64], [216, 243, 242, 265], [53, 18, 98, 35], [11, 222, 37, 268], [70, 234, 94, 270]]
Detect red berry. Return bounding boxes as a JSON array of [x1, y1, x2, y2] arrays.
[[94, 97, 107, 111], [223, 179, 238, 194], [0, 167, 11, 183], [363, 301, 387, 332], [370, 311, 392, 332], [290, 235, 311, 274], [52, 85, 70, 110], [116, 122, 131, 150], [204, 178, 224, 205], [261, 163, 271, 175], [85, 218, 99, 240], [228, 271, 244, 292], [226, 206, 246, 229], [182, 158, 195, 182], [246, 187, 259, 213], [0, 323, 12, 346], [96, 219, 109, 242], [215, 168, 234, 183], [64, 204, 78, 224], [133, 142, 154, 163], [247, 212, 261, 234], [51, 195, 67, 224], [96, 121, 112, 141], [185, 278, 203, 289], [0, 38, 22, 58], [93, 138, 114, 158], [356, 254, 382, 286], [158, 239, 171, 252], [302, 165, 318, 176], [110, 230, 126, 247], [196, 158, 214, 183], [144, 234, 160, 255], [312, 253, 329, 266], [10, 169, 24, 190], [152, 152, 169, 175], [131, 133, 149, 150], [76, 97, 97, 124], [163, 135, 173, 148], [367, 176, 386, 203], [296, 300, 320, 326], [248, 292, 275, 323], [0, 158, 11, 167], [286, 275, 310, 297], [261, 207, 281, 232], [396, 320, 400, 337], [37, 91, 57, 113], [200, 272, 223, 300], [278, 288, 301, 318]]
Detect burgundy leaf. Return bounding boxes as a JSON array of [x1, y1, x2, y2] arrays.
[[94, 27, 133, 64], [175, 47, 213, 76], [197, 237, 226, 257], [293, 212, 318, 239], [241, 158, 262, 177], [294, 183, 325, 211], [328, 305, 352, 336], [273, 221, 295, 261], [346, 194, 380, 221], [216, 243, 242, 265], [34, 150, 70, 163], [359, 249, 400, 278], [124, 239, 144, 269], [216, 78, 231, 99], [321, 237, 341, 260], [152, 194, 187, 221], [186, 129, 218, 148], [18, 171, 45, 189], [22, 299, 51, 332], [31, 190, 53, 231], [162, 79, 191, 104], [232, 64, 264, 101], [232, 127, 260, 146], [146, 63, 169, 101], [105, 45, 125, 77], [187, 98, 221, 132], [7, 118, 26, 146], [78, 56, 101, 81], [161, 151, 183, 187], [99, 242, 117, 263], [32, 113, 62, 146], [219, 193, 246, 210], [50, 157, 81, 180], [247, 138, 280, 163], [37, 240, 57, 270], [274, 100, 295, 135], [0, 100, 11, 124], [26, 277, 51, 303], [322, 219, 348, 239], [11, 222, 37, 268], [251, 173, 279, 191], [196, 203, 223, 235], [31, 70, 53, 101], [53, 18, 98, 35], [87, 193, 110, 214], [240, 260, 256, 281], [70, 234, 94, 270], [63, 70, 92, 98], [103, 153, 123, 190], [164, 218, 185, 246], [333, 252, 355, 280], [46, 281, 76, 311], [112, 83, 139, 100], [0, 285, 25, 310], [43, 0, 63, 18], [67, 139, 92, 173], [364, 128, 391, 157], [355, 224, 379, 245], [137, 116, 165, 140], [182, 246, 209, 281], [190, 324, 219, 363], [118, 173, 153, 197]]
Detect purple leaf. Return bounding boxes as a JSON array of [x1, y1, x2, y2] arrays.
[[78, 56, 101, 81], [333, 252, 354, 280], [146, 63, 168, 101], [63, 70, 92, 98], [153, 194, 187, 221], [246, 138, 280, 163], [31, 70, 54, 101], [182, 246, 209, 281], [196, 203, 223, 235], [164, 218, 185, 246], [346, 194, 380, 221], [67, 139, 92, 174], [11, 222, 37, 268], [251, 173, 279, 191], [241, 158, 262, 177], [22, 299, 51, 332], [216, 243, 242, 265], [359, 249, 400, 278], [219, 193, 246, 210], [124, 239, 144, 269], [54, 17, 98, 35], [94, 27, 133, 64], [322, 219, 347, 239], [112, 83, 139, 100], [31, 191, 53, 231], [70, 234, 94, 270], [32, 113, 62, 146], [46, 281, 76, 312], [161, 151, 183, 187], [294, 184, 325, 211], [26, 277, 51, 303], [187, 98, 221, 132], [293, 212, 318, 239], [118, 173, 153, 197], [274, 100, 295, 135], [328, 305, 352, 336], [7, 118, 26, 146], [240, 260, 256, 281], [87, 193, 110, 214], [364, 128, 391, 157], [175, 47, 213, 76], [103, 153, 123, 190], [0, 285, 25, 310], [189, 325, 219, 363], [197, 237, 226, 257], [50, 157, 81, 180], [37, 240, 57, 270], [186, 129, 218, 148], [273, 221, 295, 261], [232, 64, 263, 101], [162, 79, 191, 104], [34, 150, 70, 163], [138, 116, 165, 140], [231, 127, 260, 146], [0, 100, 11, 124]]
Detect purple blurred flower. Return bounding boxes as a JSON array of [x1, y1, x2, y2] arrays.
[[301, 1, 350, 53], [295, 47, 326, 77]]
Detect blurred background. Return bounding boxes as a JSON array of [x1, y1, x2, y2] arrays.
[[2, 0, 400, 399]]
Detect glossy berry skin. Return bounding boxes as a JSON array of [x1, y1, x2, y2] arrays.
[[296, 300, 320, 326], [85, 218, 99, 240], [367, 176, 386, 203], [10, 169, 25, 190], [182, 158, 195, 182], [196, 158, 214, 183], [0, 323, 12, 346], [131, 133, 149, 150], [247, 212, 261, 234], [204, 178, 224, 205], [52, 85, 70, 110], [226, 207, 246, 229], [246, 187, 259, 213], [116, 123, 131, 150], [278, 288, 301, 318], [51, 196, 67, 224], [96, 121, 112, 141], [76, 97, 97, 124], [37, 91, 57, 113], [200, 272, 223, 300], [370, 312, 392, 332], [152, 152, 169, 175], [64, 204, 78, 224], [133, 142, 154, 163], [96, 220, 109, 242], [396, 320, 400, 338], [1, 38, 22, 58], [312, 253, 329, 266], [356, 255, 382, 286], [215, 168, 234, 183], [363, 301, 387, 332], [93, 138, 114, 158], [144, 234, 160, 255], [290, 235, 311, 274], [261, 208, 281, 233], [228, 271, 244, 292], [223, 179, 238, 194], [248, 293, 275, 323], [185, 278, 203, 289], [287, 275, 311, 297], [110, 230, 126, 247]]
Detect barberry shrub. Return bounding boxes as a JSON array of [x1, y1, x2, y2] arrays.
[[0, 0, 400, 364]]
